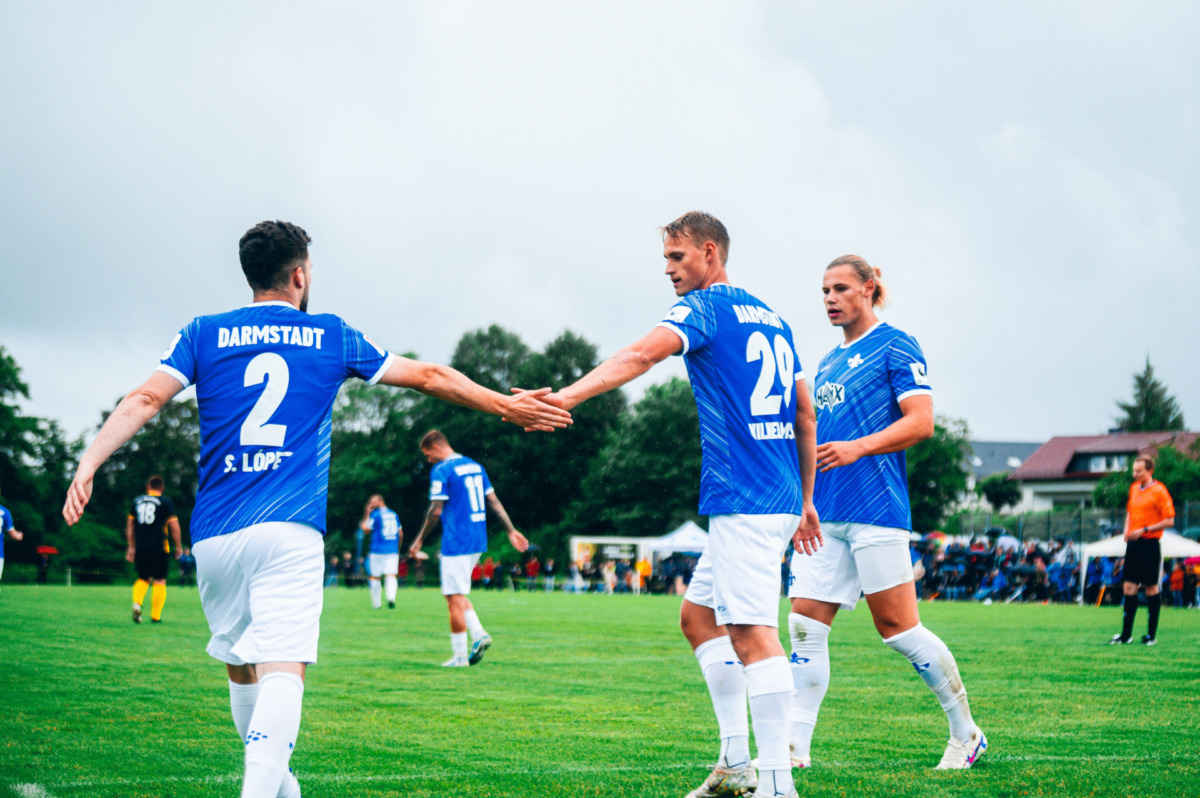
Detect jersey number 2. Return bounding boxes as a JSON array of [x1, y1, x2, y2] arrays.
[[746, 332, 794, 415], [241, 353, 289, 447]]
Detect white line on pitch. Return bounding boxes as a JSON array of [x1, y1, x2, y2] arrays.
[[11, 785, 56, 798]]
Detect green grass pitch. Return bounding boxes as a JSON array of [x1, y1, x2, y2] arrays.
[[2, 584, 1197, 797]]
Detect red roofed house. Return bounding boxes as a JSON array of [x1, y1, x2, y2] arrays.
[[1011, 431, 1200, 512]]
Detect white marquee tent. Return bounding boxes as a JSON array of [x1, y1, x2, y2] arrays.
[[644, 521, 709, 555], [1078, 531, 1200, 604]]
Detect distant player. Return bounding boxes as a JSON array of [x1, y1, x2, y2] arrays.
[[0, 495, 25, 585], [542, 212, 820, 798], [409, 430, 529, 668], [126, 475, 183, 623], [787, 255, 985, 771], [62, 220, 570, 798], [1110, 456, 1174, 646], [360, 494, 402, 610]]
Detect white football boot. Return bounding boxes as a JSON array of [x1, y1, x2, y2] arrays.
[[936, 726, 987, 769], [683, 763, 758, 798]]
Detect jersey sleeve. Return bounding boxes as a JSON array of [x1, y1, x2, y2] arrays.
[[655, 294, 715, 355], [369, 508, 382, 534], [429, 464, 450, 501], [886, 334, 933, 403], [341, 320, 394, 385], [0, 508, 12, 532], [481, 467, 495, 496], [156, 318, 201, 388], [1158, 486, 1176, 520]]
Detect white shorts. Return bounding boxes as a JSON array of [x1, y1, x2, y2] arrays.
[[788, 521, 913, 610], [440, 552, 482, 596], [368, 553, 400, 577], [195, 522, 325, 666], [683, 513, 798, 627], [0, 558, 4, 581]]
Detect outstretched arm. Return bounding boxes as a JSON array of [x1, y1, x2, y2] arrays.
[[815, 394, 933, 472], [377, 357, 570, 432], [486, 492, 528, 552], [64, 371, 184, 525], [551, 327, 681, 411]]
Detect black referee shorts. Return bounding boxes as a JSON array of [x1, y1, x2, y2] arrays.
[[1123, 537, 1162, 587], [135, 549, 170, 582]]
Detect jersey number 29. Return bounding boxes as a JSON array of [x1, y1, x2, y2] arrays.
[[746, 332, 794, 416]]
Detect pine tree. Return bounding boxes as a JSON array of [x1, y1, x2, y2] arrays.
[[1115, 356, 1184, 432]]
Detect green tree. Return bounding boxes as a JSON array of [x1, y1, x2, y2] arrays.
[[1093, 441, 1200, 515], [1116, 356, 1184, 431], [976, 472, 1021, 512], [906, 416, 971, 533]]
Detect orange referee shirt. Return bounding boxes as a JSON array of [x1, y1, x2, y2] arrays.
[[1127, 480, 1175, 540]]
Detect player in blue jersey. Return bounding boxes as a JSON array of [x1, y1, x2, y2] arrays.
[[541, 212, 820, 798], [0, 496, 25, 587], [409, 429, 528, 667], [360, 494, 402, 610], [61, 220, 571, 798], [786, 255, 985, 771]]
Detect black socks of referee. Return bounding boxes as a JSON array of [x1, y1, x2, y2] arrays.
[[1121, 593, 1138, 641], [1146, 593, 1161, 640]]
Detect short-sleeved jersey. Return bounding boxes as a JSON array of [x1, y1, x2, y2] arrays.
[[1127, 480, 1175, 540], [429, 454, 494, 556], [812, 322, 931, 530], [656, 284, 805, 516], [129, 494, 177, 552], [0, 504, 13, 559], [157, 301, 393, 544], [367, 507, 402, 554]]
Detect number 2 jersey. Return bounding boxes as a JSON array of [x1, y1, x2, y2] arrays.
[[656, 283, 804, 516], [157, 300, 393, 544], [812, 321, 931, 531], [429, 454, 493, 556]]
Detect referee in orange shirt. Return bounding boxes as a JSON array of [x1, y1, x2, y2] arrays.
[[1110, 456, 1175, 646]]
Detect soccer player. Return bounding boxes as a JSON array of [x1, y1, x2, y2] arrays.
[[0, 496, 24, 585], [61, 220, 570, 798], [540, 212, 820, 798], [126, 475, 183, 623], [409, 429, 529, 667], [786, 255, 986, 771], [360, 494, 402, 610], [1110, 455, 1175, 646]]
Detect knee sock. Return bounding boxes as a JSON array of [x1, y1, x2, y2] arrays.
[[229, 680, 260, 740], [1121, 593, 1139, 639], [788, 613, 831, 761], [450, 631, 469, 659], [150, 583, 167, 621], [884, 624, 976, 742], [694, 636, 749, 769], [241, 672, 304, 798], [1147, 593, 1161, 638], [464, 609, 487, 639], [368, 578, 382, 609], [384, 575, 398, 604], [744, 656, 794, 796], [132, 579, 149, 607]]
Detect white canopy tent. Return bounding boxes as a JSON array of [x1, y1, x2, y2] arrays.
[[645, 521, 709, 555], [1078, 531, 1200, 604]]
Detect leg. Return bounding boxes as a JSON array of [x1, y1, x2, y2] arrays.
[[241, 662, 306, 798], [368, 576, 382, 609], [150, 577, 167, 621], [681, 599, 752, 772], [727, 624, 793, 796], [1144, 583, 1161, 641], [1119, 581, 1139, 641], [132, 577, 150, 622], [786, 598, 838, 765], [445, 593, 470, 665]]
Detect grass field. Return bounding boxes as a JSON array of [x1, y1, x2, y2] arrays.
[[2, 584, 1197, 798]]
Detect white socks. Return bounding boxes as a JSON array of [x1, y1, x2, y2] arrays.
[[884, 623, 975, 741], [369, 578, 383, 609], [694, 636, 750, 768], [744, 656, 794, 796], [450, 631, 469, 659], [241, 671, 304, 798], [464, 609, 487, 640], [384, 575, 398, 604], [229, 680, 259, 741], [787, 612, 831, 761]]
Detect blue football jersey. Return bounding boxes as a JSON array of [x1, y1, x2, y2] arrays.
[[368, 508, 402, 555], [157, 301, 393, 544], [0, 504, 12, 558], [812, 322, 932, 530], [429, 454, 493, 556], [657, 284, 805, 516]]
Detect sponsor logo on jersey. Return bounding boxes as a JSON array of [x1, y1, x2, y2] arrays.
[[910, 362, 929, 386], [731, 304, 784, 329], [217, 325, 325, 349], [748, 421, 795, 441], [665, 305, 691, 323], [814, 382, 845, 411]]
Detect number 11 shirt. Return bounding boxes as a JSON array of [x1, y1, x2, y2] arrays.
[[428, 454, 493, 556], [157, 300, 393, 544]]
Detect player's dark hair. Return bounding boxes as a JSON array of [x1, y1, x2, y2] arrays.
[[1136, 455, 1155, 472], [420, 429, 449, 450], [239, 220, 312, 292], [147, 475, 165, 491], [827, 254, 888, 308], [660, 211, 730, 263]]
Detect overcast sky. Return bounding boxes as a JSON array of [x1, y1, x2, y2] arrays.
[[2, 1, 1197, 443]]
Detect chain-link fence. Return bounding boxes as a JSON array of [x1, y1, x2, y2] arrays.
[[949, 507, 1122, 544]]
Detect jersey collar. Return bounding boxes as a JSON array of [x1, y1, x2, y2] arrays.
[[838, 320, 884, 350], [243, 300, 297, 309]]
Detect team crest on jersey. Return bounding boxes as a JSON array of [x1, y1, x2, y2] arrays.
[[847, 354, 864, 369], [910, 363, 929, 386], [665, 305, 691, 323], [814, 382, 845, 411]]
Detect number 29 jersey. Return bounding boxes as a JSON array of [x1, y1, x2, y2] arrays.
[[657, 283, 804, 517], [429, 454, 493, 556], [157, 301, 393, 544]]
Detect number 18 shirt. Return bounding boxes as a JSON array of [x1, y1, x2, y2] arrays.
[[429, 455, 493, 556], [157, 300, 393, 544], [657, 283, 804, 517]]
